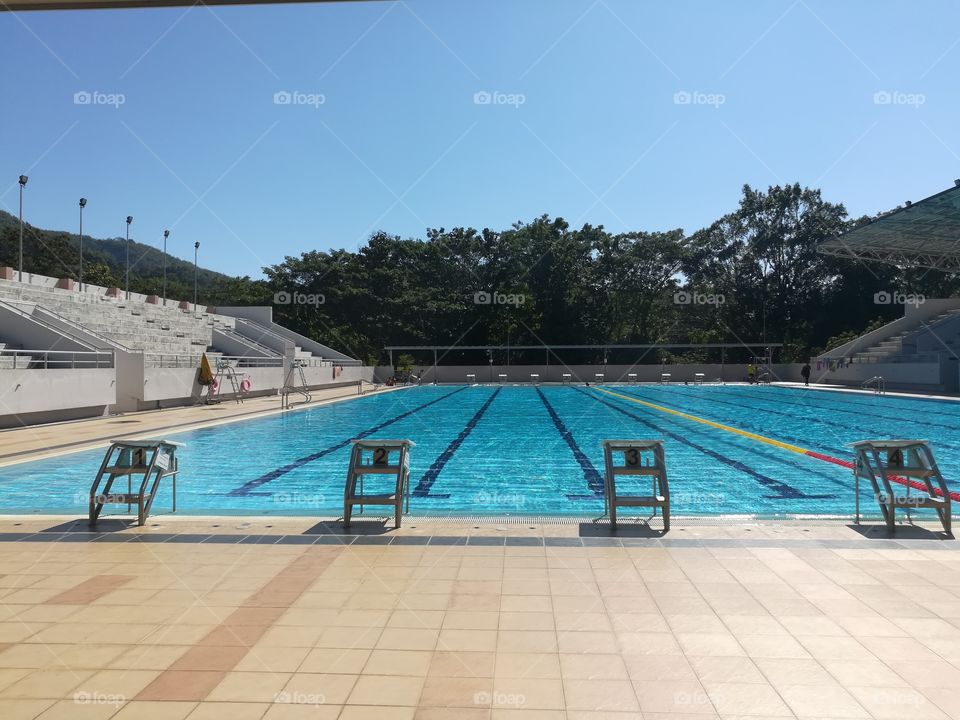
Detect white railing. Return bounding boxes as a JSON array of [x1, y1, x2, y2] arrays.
[[143, 354, 284, 369], [0, 349, 114, 369]]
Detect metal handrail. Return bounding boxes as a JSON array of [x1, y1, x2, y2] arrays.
[[0, 348, 114, 369], [861, 376, 886, 394], [142, 353, 285, 369]]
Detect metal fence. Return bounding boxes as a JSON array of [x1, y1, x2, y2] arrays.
[[0, 349, 114, 369]]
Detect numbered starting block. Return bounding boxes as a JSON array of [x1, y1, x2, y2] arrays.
[[344, 439, 414, 528], [628, 373, 638, 384], [694, 373, 705, 385], [852, 440, 952, 535], [562, 373, 572, 384], [601, 440, 670, 531], [89, 439, 182, 527], [660, 373, 671, 384]]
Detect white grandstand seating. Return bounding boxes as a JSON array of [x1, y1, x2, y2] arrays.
[[0, 279, 329, 365]]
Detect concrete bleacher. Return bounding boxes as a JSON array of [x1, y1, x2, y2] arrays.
[[0, 278, 283, 360]]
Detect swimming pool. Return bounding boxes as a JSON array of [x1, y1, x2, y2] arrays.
[[2, 384, 958, 517]]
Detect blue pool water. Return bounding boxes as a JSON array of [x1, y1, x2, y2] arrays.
[[2, 385, 958, 517]]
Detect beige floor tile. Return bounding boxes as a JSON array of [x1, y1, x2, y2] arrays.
[[71, 669, 162, 699], [413, 708, 491, 720], [846, 685, 948, 720], [632, 679, 715, 715], [606, 612, 664, 633], [34, 698, 128, 720], [111, 701, 198, 720], [437, 629, 496, 652], [688, 656, 765, 685], [0, 699, 57, 720], [428, 650, 495, 678], [387, 610, 445, 629], [494, 652, 561, 679], [233, 646, 310, 673], [886, 658, 960, 688], [339, 706, 415, 720], [278, 672, 358, 705], [778, 683, 871, 717], [347, 674, 424, 706], [377, 628, 440, 652], [559, 653, 628, 680], [499, 596, 551, 613], [623, 654, 697, 682], [443, 612, 500, 631], [2, 669, 95, 699], [702, 681, 792, 716], [205, 671, 291, 703], [821, 658, 910, 687], [737, 634, 811, 659], [184, 702, 270, 720], [316, 625, 382, 649], [108, 645, 192, 671], [260, 703, 342, 720], [675, 632, 745, 657], [418, 675, 493, 707], [490, 678, 564, 710], [563, 678, 639, 712], [363, 649, 433, 676]]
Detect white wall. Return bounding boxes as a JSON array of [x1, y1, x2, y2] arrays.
[[375, 363, 806, 384], [0, 368, 115, 418]]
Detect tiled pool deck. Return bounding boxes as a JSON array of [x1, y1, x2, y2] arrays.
[[0, 516, 957, 720]]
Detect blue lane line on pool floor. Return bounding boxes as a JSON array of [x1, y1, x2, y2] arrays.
[[411, 387, 502, 498], [536, 387, 605, 497], [228, 386, 469, 497], [574, 387, 828, 500]]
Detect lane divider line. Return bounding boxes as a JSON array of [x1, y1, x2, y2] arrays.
[[594, 387, 960, 502]]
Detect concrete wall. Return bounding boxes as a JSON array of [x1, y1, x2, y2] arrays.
[[0, 368, 115, 423], [375, 363, 806, 384], [810, 360, 946, 392]]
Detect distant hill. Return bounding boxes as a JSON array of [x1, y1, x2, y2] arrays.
[[0, 210, 267, 306]]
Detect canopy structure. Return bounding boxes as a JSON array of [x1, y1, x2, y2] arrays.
[[3, 0, 369, 10], [818, 181, 960, 273]]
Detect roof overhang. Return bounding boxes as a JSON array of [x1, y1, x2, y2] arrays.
[[818, 182, 960, 273]]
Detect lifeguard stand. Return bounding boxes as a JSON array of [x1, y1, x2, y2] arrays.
[[601, 440, 670, 531], [89, 439, 183, 526], [344, 439, 414, 528], [852, 440, 952, 535]]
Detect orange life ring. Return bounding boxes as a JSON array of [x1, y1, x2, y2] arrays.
[[240, 377, 252, 393]]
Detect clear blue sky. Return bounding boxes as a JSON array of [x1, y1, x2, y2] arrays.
[[2, 0, 958, 278]]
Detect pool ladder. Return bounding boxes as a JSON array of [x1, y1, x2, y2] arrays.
[[862, 376, 885, 395]]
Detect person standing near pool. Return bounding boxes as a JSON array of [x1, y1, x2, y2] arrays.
[[747, 362, 756, 384], [801, 362, 811, 386]]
